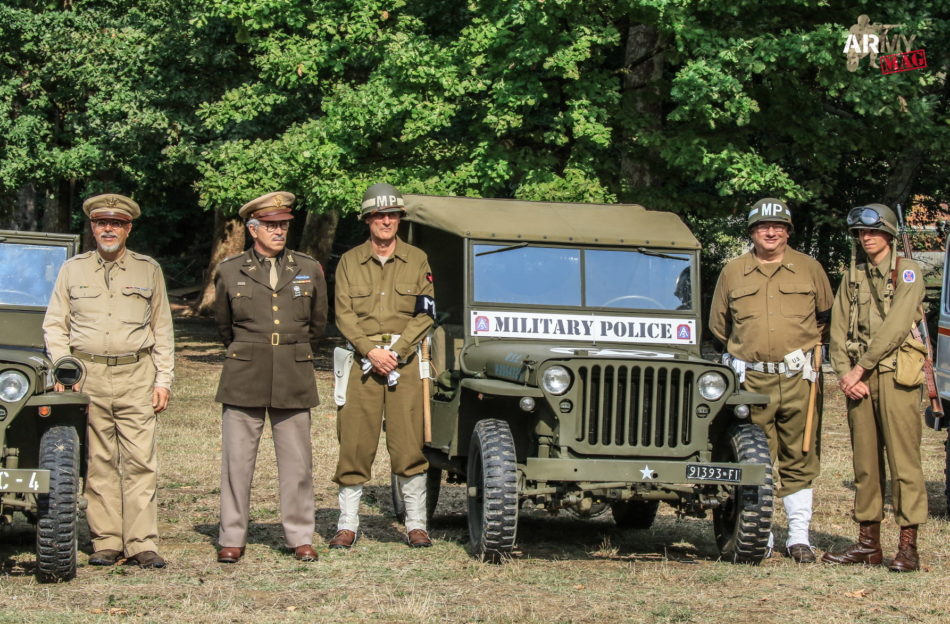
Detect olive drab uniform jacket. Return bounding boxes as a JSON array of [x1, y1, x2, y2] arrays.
[[43, 249, 175, 387], [213, 249, 328, 409], [334, 238, 434, 359], [829, 252, 924, 375], [709, 248, 834, 360]]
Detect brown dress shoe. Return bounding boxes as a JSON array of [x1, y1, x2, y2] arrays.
[[126, 551, 166, 568], [407, 529, 433, 548], [821, 521, 883, 565], [293, 545, 319, 562], [888, 526, 920, 572], [786, 543, 816, 563], [217, 546, 245, 563], [328, 529, 357, 549], [88, 549, 123, 566]]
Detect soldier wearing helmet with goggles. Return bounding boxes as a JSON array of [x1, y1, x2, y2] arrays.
[[329, 183, 436, 550], [709, 197, 833, 562], [824, 203, 927, 572]]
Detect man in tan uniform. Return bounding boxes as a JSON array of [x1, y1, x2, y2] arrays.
[[43, 193, 174, 568], [329, 183, 435, 549], [710, 198, 833, 562], [823, 204, 926, 572], [213, 192, 327, 564]]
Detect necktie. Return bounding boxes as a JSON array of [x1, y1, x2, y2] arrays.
[[103, 261, 115, 289], [267, 258, 278, 289]]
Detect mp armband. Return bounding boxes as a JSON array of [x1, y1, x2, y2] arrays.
[[414, 294, 436, 319]]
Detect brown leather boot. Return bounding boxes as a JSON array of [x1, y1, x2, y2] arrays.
[[888, 525, 920, 572], [821, 521, 883, 565]]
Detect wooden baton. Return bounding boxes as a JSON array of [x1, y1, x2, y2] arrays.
[[802, 345, 822, 454], [421, 337, 432, 444]]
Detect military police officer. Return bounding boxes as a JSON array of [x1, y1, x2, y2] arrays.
[[709, 198, 833, 562], [823, 204, 927, 572], [43, 193, 175, 568], [213, 192, 328, 564], [329, 183, 435, 549]]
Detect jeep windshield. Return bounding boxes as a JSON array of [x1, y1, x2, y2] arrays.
[[0, 242, 68, 307], [472, 243, 693, 311]]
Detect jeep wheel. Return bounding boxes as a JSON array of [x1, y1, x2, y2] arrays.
[[390, 467, 442, 524], [611, 500, 660, 530], [712, 422, 773, 564], [35, 426, 81, 582], [467, 419, 518, 562]]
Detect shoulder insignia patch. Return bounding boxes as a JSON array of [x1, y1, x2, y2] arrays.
[[426, 272, 433, 283], [902, 269, 916, 283]]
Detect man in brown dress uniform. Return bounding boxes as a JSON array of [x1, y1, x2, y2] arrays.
[[709, 198, 833, 562], [213, 191, 328, 563], [329, 183, 435, 549], [823, 204, 927, 572], [44, 193, 174, 568]]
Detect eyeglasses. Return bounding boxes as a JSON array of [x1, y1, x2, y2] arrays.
[[255, 221, 290, 232], [92, 219, 128, 230], [752, 223, 787, 233], [847, 207, 884, 229]]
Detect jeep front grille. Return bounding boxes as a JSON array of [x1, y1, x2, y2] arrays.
[[574, 364, 695, 451]]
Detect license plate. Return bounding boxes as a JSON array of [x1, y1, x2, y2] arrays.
[[0, 469, 50, 493], [685, 464, 742, 483]]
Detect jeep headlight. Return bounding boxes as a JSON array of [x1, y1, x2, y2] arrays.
[[542, 366, 572, 395], [0, 370, 30, 403], [698, 372, 727, 401]]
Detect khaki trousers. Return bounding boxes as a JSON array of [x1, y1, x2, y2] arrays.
[[743, 369, 821, 498], [333, 354, 428, 486], [848, 369, 927, 526], [218, 406, 315, 548], [83, 358, 159, 556]]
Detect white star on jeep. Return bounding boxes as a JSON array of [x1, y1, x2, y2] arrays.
[[640, 465, 654, 480]]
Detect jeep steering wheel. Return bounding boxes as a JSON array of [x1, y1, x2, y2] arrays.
[[601, 294, 664, 309]]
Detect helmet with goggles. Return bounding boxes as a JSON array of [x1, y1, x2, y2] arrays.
[[846, 203, 898, 237]]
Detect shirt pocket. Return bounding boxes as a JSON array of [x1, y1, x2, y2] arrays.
[[119, 286, 153, 323], [778, 282, 815, 319], [348, 284, 373, 317], [292, 283, 313, 322], [229, 288, 254, 322], [67, 285, 104, 322], [394, 282, 418, 316], [727, 285, 761, 321]]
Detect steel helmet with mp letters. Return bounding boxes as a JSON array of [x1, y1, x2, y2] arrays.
[[360, 183, 406, 219], [747, 197, 792, 230], [846, 203, 898, 237]]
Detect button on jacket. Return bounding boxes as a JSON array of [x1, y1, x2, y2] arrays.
[[213, 249, 328, 409], [44, 249, 175, 387], [710, 247, 834, 362]]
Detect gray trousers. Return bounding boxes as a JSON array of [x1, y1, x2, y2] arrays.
[[218, 405, 315, 548]]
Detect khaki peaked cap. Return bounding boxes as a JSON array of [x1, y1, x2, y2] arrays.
[[82, 194, 141, 222], [240, 191, 296, 221]]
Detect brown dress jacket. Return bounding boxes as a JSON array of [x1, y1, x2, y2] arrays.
[[213, 249, 328, 409]]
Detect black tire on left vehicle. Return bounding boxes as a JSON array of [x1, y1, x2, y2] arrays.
[[712, 422, 774, 564], [466, 418, 518, 562], [35, 425, 81, 583]]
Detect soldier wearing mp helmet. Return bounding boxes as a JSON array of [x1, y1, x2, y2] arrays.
[[823, 203, 927, 572], [709, 198, 833, 562], [329, 183, 435, 549]]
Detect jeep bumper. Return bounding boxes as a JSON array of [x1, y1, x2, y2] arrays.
[[0, 468, 50, 493], [524, 457, 767, 486]]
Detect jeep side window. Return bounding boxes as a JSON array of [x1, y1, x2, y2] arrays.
[[0, 243, 68, 307]]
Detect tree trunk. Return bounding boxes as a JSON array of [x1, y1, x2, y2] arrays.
[[42, 179, 73, 233], [620, 23, 664, 193], [299, 209, 339, 270], [193, 212, 246, 316], [12, 183, 39, 231]]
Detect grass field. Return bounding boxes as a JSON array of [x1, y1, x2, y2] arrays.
[[2, 317, 949, 623]]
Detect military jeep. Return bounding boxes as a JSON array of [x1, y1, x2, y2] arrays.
[[395, 195, 773, 563], [0, 230, 88, 582]]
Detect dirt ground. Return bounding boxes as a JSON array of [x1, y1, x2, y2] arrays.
[[2, 317, 949, 623]]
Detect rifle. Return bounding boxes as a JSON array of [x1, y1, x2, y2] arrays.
[[896, 203, 945, 430]]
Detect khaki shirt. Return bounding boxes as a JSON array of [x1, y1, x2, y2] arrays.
[[334, 237, 435, 359], [709, 247, 833, 362], [43, 249, 175, 388], [829, 252, 924, 375]]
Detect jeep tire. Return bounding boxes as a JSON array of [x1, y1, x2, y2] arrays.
[[611, 499, 660, 530], [712, 422, 773, 564], [466, 419, 518, 562], [35, 425, 81, 582]]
